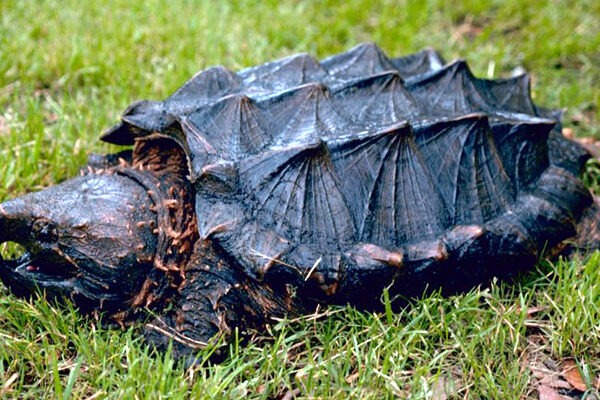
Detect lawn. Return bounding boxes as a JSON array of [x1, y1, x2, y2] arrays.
[[1, 0, 599, 398]]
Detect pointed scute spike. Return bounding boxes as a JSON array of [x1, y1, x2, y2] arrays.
[[321, 42, 396, 80], [405, 60, 483, 116], [258, 82, 355, 144], [472, 73, 536, 115], [405, 59, 471, 86], [179, 93, 271, 165], [535, 105, 562, 124], [407, 60, 540, 118], [331, 70, 403, 92], [332, 71, 419, 128], [167, 65, 241, 104], [238, 53, 327, 94], [390, 47, 446, 78]]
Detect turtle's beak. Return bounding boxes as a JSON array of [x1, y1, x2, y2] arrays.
[[0, 195, 33, 243], [0, 191, 78, 299]]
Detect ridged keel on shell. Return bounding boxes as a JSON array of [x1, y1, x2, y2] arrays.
[[321, 42, 398, 79], [238, 53, 327, 94]]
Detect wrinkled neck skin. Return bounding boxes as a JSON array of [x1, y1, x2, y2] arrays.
[[0, 138, 197, 319]]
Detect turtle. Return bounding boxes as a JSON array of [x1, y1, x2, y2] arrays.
[[1, 43, 599, 360]]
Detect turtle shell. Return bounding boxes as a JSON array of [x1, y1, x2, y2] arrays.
[[103, 43, 592, 306]]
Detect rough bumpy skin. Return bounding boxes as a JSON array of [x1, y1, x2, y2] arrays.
[[0, 43, 597, 359]]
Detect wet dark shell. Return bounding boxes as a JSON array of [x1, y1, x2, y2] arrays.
[[103, 43, 591, 306]]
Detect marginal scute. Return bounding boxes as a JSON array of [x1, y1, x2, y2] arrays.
[[404, 238, 448, 266], [443, 225, 484, 252], [513, 194, 576, 251], [214, 221, 293, 281], [530, 166, 593, 219], [547, 130, 592, 174], [354, 243, 404, 268]]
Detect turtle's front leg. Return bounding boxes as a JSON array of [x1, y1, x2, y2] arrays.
[[143, 240, 300, 361]]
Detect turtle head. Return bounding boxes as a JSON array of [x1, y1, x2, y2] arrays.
[[0, 172, 158, 311]]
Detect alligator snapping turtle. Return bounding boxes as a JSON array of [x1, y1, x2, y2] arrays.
[[1, 43, 598, 358]]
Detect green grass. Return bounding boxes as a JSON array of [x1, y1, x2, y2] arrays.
[[1, 0, 599, 398]]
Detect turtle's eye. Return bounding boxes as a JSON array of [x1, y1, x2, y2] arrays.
[[32, 219, 58, 244]]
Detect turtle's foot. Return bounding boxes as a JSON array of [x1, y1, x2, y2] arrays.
[[143, 240, 300, 361]]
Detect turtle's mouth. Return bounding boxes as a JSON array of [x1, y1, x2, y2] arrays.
[[0, 245, 79, 297]]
